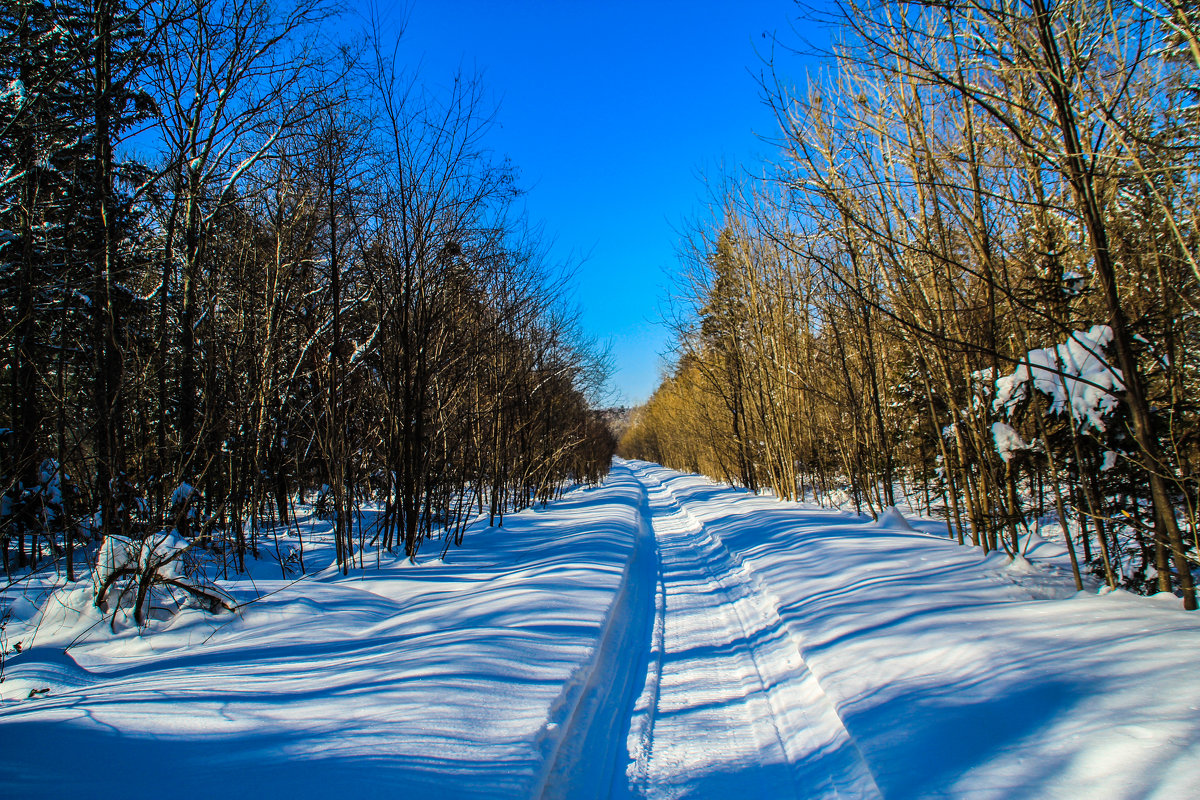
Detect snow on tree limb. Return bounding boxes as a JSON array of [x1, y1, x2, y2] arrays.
[[994, 326, 1125, 433]]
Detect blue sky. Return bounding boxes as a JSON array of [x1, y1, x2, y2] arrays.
[[379, 1, 821, 406]]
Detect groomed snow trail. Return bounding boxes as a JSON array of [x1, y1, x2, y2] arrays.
[[620, 460, 1200, 800], [6, 460, 1200, 799], [622, 463, 881, 800]]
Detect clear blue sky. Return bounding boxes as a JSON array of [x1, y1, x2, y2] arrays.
[[376, 1, 822, 406]]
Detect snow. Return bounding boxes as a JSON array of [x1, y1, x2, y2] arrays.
[[991, 420, 1030, 462], [3, 460, 1200, 798], [94, 530, 189, 584], [170, 482, 198, 507], [625, 466, 880, 798], [875, 505, 914, 531], [994, 325, 1124, 432], [620, 462, 1200, 799], [0, 78, 25, 105], [0, 474, 647, 798]]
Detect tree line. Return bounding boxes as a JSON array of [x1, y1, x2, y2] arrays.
[[620, 0, 1200, 608], [0, 0, 615, 587]]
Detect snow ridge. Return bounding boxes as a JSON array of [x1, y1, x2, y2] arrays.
[[535, 469, 659, 799], [622, 484, 670, 797]]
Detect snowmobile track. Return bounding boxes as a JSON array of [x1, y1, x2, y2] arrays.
[[626, 463, 882, 800]]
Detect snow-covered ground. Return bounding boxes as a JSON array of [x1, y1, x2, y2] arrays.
[[626, 462, 1200, 799], [2, 460, 1199, 798], [0, 470, 647, 799]]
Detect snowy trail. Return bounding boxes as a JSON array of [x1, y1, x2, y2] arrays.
[[625, 461, 1200, 800], [536, 468, 657, 800], [628, 465, 800, 797], [623, 463, 880, 800], [5, 460, 1200, 799]]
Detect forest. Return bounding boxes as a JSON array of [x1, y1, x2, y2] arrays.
[[620, 0, 1200, 608], [0, 0, 616, 616], [4, 2, 1200, 793]]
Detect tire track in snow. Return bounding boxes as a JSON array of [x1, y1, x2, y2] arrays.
[[627, 462, 882, 800]]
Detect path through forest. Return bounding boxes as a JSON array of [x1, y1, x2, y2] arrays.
[[2, 460, 1200, 798], [611, 463, 878, 799]]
